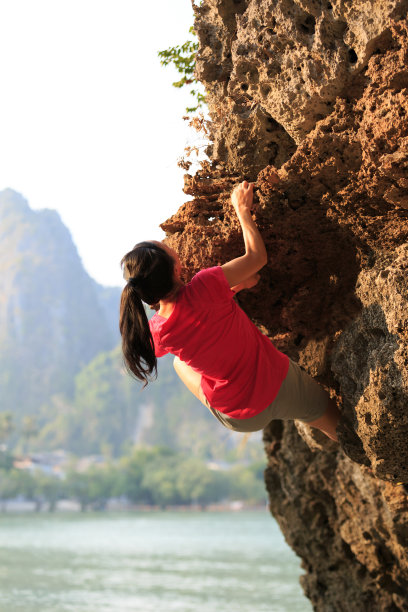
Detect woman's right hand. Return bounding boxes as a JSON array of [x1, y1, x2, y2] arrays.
[[222, 181, 267, 288], [231, 181, 254, 216]]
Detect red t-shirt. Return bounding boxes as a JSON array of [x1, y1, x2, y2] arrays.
[[149, 266, 289, 419]]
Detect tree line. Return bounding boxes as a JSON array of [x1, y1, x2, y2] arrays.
[[0, 446, 267, 511]]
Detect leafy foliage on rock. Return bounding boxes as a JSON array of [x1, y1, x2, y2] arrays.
[[158, 27, 206, 113]]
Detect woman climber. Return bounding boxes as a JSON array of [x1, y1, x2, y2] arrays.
[[119, 180, 341, 441]]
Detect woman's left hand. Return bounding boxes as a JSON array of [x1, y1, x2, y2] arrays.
[[231, 273, 261, 293]]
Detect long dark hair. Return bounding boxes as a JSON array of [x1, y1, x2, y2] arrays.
[[120, 241, 176, 386]]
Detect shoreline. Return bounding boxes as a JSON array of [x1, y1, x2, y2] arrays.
[[0, 499, 268, 514]]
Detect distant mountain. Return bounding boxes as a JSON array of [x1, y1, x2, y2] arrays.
[[0, 189, 121, 416]]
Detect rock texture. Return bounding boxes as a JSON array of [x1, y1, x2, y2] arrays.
[[161, 1, 408, 609]]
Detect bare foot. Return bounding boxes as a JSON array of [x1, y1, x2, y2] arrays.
[[307, 398, 341, 442]]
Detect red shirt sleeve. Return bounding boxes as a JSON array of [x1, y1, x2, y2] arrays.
[[149, 317, 169, 357], [186, 266, 234, 304]]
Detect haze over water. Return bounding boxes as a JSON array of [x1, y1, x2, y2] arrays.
[[0, 511, 312, 612]]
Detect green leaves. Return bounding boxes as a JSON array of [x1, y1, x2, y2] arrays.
[[0, 447, 266, 510], [158, 26, 206, 113]]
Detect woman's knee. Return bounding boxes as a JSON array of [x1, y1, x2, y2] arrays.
[[172, 356, 204, 403], [173, 355, 181, 373]]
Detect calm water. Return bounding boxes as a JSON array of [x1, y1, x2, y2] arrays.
[[0, 510, 312, 612]]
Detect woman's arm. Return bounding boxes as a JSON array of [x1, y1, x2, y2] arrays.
[[221, 181, 267, 288]]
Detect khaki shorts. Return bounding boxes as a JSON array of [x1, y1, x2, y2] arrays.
[[204, 359, 329, 433]]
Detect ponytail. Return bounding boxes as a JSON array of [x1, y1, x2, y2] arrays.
[[119, 284, 156, 386], [119, 241, 175, 386]]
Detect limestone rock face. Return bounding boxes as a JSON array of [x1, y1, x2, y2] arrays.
[[161, 1, 408, 608]]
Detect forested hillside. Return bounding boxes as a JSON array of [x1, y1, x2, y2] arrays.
[[38, 348, 245, 459]]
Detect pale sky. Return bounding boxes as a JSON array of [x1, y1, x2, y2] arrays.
[[0, 0, 205, 286]]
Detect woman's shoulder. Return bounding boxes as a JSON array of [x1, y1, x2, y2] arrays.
[[191, 266, 229, 284], [187, 266, 234, 302]]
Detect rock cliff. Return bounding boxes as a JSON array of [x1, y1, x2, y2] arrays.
[[161, 1, 408, 609]]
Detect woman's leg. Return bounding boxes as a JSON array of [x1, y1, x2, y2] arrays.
[[173, 356, 208, 406], [174, 355, 341, 441], [306, 397, 341, 442]]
